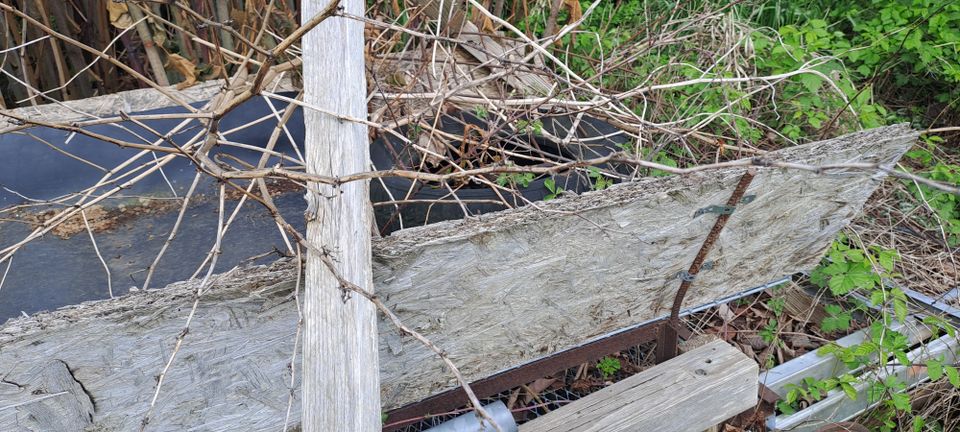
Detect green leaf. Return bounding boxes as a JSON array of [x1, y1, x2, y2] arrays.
[[928, 359, 943, 381], [891, 392, 911, 411], [845, 249, 865, 262], [893, 350, 910, 367], [840, 382, 858, 401], [946, 366, 960, 387], [777, 400, 796, 415], [800, 74, 823, 93], [878, 250, 897, 272], [893, 298, 908, 322]]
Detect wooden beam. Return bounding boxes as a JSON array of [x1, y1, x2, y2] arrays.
[[0, 126, 916, 430], [518, 340, 758, 432], [301, 0, 381, 430]]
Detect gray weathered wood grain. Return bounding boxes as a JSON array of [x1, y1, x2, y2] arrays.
[[0, 125, 916, 431], [518, 340, 758, 432], [301, 0, 382, 430], [0, 360, 96, 432], [0, 78, 296, 135]]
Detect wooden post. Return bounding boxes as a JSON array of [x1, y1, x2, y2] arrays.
[[301, 1, 381, 431]]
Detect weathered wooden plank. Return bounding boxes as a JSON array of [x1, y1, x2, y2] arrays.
[[301, 0, 382, 430], [0, 78, 296, 135], [0, 360, 96, 431], [375, 125, 917, 406], [0, 125, 916, 431], [518, 340, 758, 432]]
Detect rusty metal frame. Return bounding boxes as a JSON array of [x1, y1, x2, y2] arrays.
[[382, 319, 669, 431]]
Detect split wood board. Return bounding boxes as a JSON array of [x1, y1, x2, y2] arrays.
[[0, 125, 916, 430], [519, 340, 758, 432]]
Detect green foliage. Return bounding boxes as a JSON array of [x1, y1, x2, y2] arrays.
[[766, 296, 786, 317], [596, 356, 621, 379], [496, 172, 535, 188], [748, 0, 960, 115], [821, 304, 853, 333], [838, 0, 960, 91], [903, 145, 960, 246], [587, 167, 612, 191], [515, 119, 544, 136], [544, 178, 564, 200], [778, 374, 859, 415], [473, 105, 489, 120], [760, 318, 780, 345], [809, 239, 900, 299]]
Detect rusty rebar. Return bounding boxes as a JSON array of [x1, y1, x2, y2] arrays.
[[657, 168, 757, 362]]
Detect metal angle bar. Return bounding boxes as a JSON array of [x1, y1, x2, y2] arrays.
[[382, 274, 791, 431], [768, 333, 960, 431], [901, 286, 960, 321]]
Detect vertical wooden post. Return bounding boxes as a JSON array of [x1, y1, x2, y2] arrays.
[[301, 1, 381, 431]]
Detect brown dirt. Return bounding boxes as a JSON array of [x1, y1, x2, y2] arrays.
[[21, 199, 181, 239]]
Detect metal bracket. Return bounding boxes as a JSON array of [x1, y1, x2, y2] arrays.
[[694, 205, 735, 218], [694, 194, 757, 218], [675, 260, 714, 281]]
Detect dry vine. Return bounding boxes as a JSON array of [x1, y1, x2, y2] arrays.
[[1, 0, 958, 431]]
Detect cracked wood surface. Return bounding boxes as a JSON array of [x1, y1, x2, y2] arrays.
[[0, 125, 916, 430]]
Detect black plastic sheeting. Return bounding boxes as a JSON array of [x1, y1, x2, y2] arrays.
[[0, 95, 307, 322], [0, 96, 629, 323]]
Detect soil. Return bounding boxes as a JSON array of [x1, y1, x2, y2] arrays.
[[20, 199, 181, 239]]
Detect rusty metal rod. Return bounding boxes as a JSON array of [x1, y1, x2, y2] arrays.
[[657, 168, 757, 362]]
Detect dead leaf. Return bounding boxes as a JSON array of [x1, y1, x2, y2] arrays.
[[230, 9, 251, 28], [479, 15, 496, 33], [506, 388, 521, 410], [522, 377, 557, 404], [202, 63, 226, 81], [418, 132, 447, 167], [562, 0, 582, 22], [788, 334, 816, 350], [165, 54, 198, 89], [718, 303, 735, 323], [106, 2, 132, 29]]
